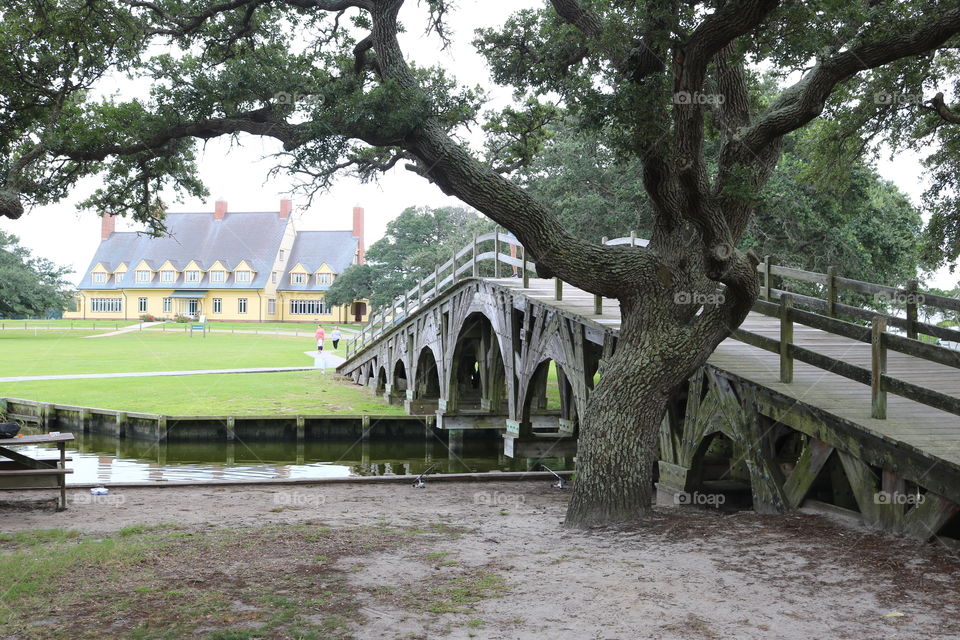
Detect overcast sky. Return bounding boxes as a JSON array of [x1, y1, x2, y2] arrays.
[[0, 2, 950, 289]]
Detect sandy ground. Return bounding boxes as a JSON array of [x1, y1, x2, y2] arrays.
[[2, 480, 959, 640]]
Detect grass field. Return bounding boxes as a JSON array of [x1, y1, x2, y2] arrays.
[[0, 330, 394, 415], [0, 330, 340, 377], [1, 370, 404, 415]]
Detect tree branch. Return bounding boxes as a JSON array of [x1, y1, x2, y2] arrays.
[[740, 6, 960, 155], [930, 91, 960, 124]]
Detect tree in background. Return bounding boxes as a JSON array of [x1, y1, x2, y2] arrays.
[[328, 206, 493, 309], [4, 2, 960, 526], [0, 231, 72, 318]]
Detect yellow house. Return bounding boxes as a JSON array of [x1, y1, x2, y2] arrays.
[[65, 199, 370, 323]]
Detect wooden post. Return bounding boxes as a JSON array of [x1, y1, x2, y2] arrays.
[[763, 255, 773, 300], [494, 228, 501, 278], [630, 230, 636, 246], [872, 316, 888, 419], [418, 278, 423, 305], [554, 277, 562, 301], [472, 234, 478, 277], [434, 265, 440, 294], [906, 279, 918, 340], [779, 294, 793, 383], [521, 247, 529, 288], [595, 236, 607, 314], [826, 266, 837, 317], [451, 249, 457, 283]]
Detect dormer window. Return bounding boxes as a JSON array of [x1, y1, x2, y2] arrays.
[[185, 270, 200, 282], [291, 273, 307, 285], [210, 270, 225, 283], [160, 270, 175, 283], [115, 272, 124, 283], [235, 270, 252, 283], [136, 270, 151, 283], [92, 273, 106, 284], [317, 273, 332, 286]]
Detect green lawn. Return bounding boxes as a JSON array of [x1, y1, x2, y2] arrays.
[[0, 330, 394, 415], [0, 330, 341, 377], [1, 370, 404, 415]]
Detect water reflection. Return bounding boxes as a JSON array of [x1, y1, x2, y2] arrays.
[[16, 431, 573, 484]]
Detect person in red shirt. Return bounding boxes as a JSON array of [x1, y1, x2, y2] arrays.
[[315, 325, 326, 352]]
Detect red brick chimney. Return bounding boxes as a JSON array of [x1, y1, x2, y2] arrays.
[[279, 199, 292, 218], [214, 199, 227, 221], [101, 213, 116, 240], [352, 206, 365, 264]]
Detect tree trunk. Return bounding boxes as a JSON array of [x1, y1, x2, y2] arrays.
[[564, 293, 718, 527], [564, 351, 669, 527]]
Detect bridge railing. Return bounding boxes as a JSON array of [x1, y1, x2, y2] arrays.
[[345, 231, 647, 358], [740, 259, 960, 419]]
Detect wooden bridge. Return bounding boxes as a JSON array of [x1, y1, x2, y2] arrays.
[[338, 232, 960, 541]]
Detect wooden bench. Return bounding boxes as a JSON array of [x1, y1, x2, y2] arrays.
[[0, 433, 75, 511]]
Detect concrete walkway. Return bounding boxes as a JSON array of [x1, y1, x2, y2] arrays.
[[0, 365, 321, 383], [0, 352, 347, 383], [86, 321, 168, 338], [144, 325, 360, 338]]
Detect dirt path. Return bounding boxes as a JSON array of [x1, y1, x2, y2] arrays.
[[2, 481, 958, 639]]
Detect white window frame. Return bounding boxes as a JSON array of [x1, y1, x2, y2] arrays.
[[289, 299, 327, 315], [90, 298, 122, 313], [279, 249, 285, 261], [213, 298, 222, 313], [291, 272, 307, 285], [210, 270, 225, 283], [236, 270, 252, 283], [317, 273, 332, 286], [238, 298, 248, 314], [92, 272, 107, 284], [115, 272, 125, 284], [271, 271, 278, 284], [138, 297, 147, 313], [136, 270, 151, 283], [163, 298, 172, 313], [185, 270, 200, 282], [188, 299, 199, 316], [160, 270, 175, 283]]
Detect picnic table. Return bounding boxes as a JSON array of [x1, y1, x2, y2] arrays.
[[0, 433, 74, 511]]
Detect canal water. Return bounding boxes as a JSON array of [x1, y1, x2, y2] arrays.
[[16, 431, 574, 484]]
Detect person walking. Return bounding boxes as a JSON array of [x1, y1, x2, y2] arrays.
[[331, 326, 342, 350], [315, 324, 325, 352]]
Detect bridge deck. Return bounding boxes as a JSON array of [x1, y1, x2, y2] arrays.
[[493, 277, 960, 472]]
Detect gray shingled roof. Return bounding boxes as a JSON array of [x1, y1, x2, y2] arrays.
[[77, 211, 288, 290], [277, 230, 358, 292]]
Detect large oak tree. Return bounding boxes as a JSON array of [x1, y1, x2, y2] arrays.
[[3, 0, 960, 526]]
